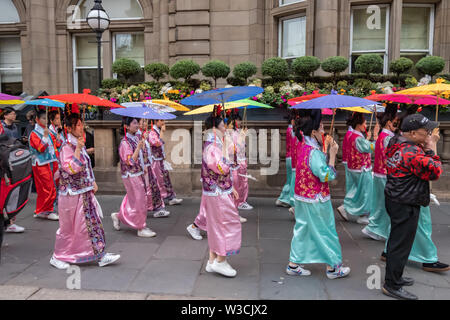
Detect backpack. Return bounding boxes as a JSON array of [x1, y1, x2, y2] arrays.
[[0, 134, 33, 219]]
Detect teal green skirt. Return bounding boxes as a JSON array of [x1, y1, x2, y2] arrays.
[[289, 169, 296, 207], [289, 199, 343, 267], [344, 170, 373, 217], [365, 175, 390, 239], [277, 157, 292, 206]]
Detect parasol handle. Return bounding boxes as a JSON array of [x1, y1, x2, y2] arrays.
[[243, 106, 248, 129], [329, 109, 336, 137], [368, 111, 374, 133], [436, 96, 440, 122]]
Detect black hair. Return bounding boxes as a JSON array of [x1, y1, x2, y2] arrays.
[[376, 104, 397, 129], [294, 116, 313, 143], [226, 111, 242, 129], [48, 110, 60, 123], [347, 112, 366, 129], [205, 115, 223, 130], [64, 113, 81, 129], [36, 110, 47, 120], [2, 107, 15, 116], [120, 117, 139, 135]]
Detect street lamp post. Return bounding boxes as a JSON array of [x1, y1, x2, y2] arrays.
[[87, 0, 110, 119]]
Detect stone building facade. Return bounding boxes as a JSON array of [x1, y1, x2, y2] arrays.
[[1, 0, 450, 95]]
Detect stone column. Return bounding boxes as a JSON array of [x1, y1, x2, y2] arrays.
[[159, 0, 169, 64], [314, 0, 339, 74], [336, 127, 347, 161], [389, 0, 403, 61]]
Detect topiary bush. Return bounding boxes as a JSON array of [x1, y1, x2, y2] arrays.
[[389, 57, 414, 78], [144, 63, 170, 82], [355, 54, 384, 76], [415, 56, 446, 77], [112, 58, 142, 85], [291, 56, 321, 79], [233, 62, 257, 84], [262, 57, 289, 82], [321, 56, 349, 78], [201, 60, 230, 88], [169, 60, 201, 81], [405, 76, 418, 88], [101, 78, 122, 89]]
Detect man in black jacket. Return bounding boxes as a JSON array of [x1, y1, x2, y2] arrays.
[[383, 114, 442, 300]]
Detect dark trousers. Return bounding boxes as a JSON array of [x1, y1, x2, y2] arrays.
[[384, 197, 420, 290]]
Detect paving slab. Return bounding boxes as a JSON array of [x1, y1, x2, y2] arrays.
[[154, 236, 208, 261], [0, 285, 39, 300]]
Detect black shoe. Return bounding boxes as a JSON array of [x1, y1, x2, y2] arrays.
[[399, 277, 414, 287], [380, 251, 386, 262], [382, 285, 418, 300], [422, 261, 450, 272]]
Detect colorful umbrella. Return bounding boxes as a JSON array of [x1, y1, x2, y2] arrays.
[[122, 102, 176, 113], [0, 93, 23, 105], [147, 99, 190, 112], [291, 91, 380, 135], [111, 106, 176, 120], [287, 91, 327, 106], [365, 93, 450, 106], [183, 101, 250, 115], [395, 78, 450, 120], [42, 89, 124, 109], [24, 98, 65, 108], [180, 86, 264, 106]]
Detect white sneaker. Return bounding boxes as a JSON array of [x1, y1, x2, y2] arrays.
[[356, 216, 370, 225], [337, 205, 348, 221], [153, 210, 170, 218], [238, 202, 253, 210], [187, 224, 203, 240], [5, 224, 25, 233], [168, 198, 183, 205], [326, 264, 351, 279], [50, 255, 70, 270], [47, 213, 59, 221], [276, 199, 291, 208], [211, 260, 237, 277], [362, 227, 385, 241], [111, 212, 120, 231], [205, 260, 214, 273], [286, 264, 311, 276], [239, 216, 247, 223], [137, 228, 157, 238], [98, 253, 121, 267]]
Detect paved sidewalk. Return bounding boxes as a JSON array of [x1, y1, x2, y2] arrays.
[[1, 194, 449, 300]]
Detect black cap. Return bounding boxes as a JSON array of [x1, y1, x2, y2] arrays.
[[401, 114, 438, 132]]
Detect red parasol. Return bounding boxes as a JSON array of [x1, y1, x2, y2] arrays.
[[364, 93, 450, 106], [288, 91, 327, 106], [41, 89, 124, 109]]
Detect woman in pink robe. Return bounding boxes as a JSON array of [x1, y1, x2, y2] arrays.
[[201, 116, 241, 278], [50, 113, 120, 269], [111, 117, 156, 238]]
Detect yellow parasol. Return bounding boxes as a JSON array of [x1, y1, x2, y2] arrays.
[[0, 100, 23, 105], [395, 78, 450, 121], [147, 99, 190, 112], [183, 101, 250, 115]]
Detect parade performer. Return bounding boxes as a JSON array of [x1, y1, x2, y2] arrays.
[[201, 115, 241, 277], [137, 120, 170, 218], [149, 120, 183, 205], [50, 113, 120, 269], [286, 111, 350, 279], [382, 114, 442, 300], [111, 117, 156, 238], [229, 110, 253, 211], [362, 105, 398, 240], [48, 110, 65, 154], [337, 112, 378, 224], [29, 110, 59, 220], [276, 113, 294, 208]]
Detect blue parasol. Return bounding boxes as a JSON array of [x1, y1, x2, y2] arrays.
[[290, 91, 381, 135], [24, 98, 65, 108], [121, 102, 176, 113], [111, 105, 176, 120], [180, 86, 264, 106]]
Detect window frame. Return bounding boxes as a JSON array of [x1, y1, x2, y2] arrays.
[[400, 3, 434, 56], [278, 13, 307, 60], [278, 0, 306, 7], [72, 34, 103, 93], [72, 0, 144, 22], [349, 4, 390, 74], [111, 32, 145, 81], [0, 35, 23, 87]]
